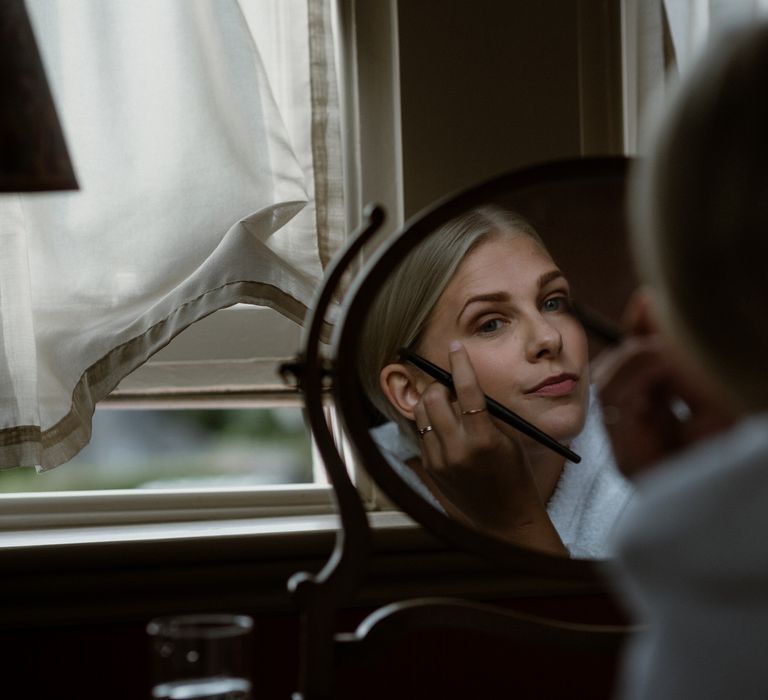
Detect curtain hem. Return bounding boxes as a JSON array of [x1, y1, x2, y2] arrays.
[[308, 0, 345, 268], [0, 280, 315, 471]]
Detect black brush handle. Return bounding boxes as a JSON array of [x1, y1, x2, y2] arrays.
[[399, 348, 581, 464]]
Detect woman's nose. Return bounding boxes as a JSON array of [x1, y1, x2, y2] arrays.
[[524, 314, 563, 361]]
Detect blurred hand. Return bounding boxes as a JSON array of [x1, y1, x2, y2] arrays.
[[592, 290, 736, 478]]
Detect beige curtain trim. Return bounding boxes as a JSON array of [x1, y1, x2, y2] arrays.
[[308, 0, 345, 268], [0, 281, 317, 471]]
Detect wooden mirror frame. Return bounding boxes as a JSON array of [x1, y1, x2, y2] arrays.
[[334, 156, 632, 579], [288, 156, 634, 699]]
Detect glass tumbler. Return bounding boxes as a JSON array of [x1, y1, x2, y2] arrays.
[[147, 613, 254, 700]]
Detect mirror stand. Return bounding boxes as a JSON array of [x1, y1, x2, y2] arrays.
[[282, 206, 383, 700]]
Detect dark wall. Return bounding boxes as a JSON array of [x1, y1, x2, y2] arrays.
[[397, 0, 623, 216]]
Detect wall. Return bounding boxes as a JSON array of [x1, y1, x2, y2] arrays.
[[396, 0, 623, 216]]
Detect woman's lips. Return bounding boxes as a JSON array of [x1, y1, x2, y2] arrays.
[[526, 374, 578, 397]]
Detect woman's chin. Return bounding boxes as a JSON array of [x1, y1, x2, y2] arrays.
[[498, 410, 585, 452], [532, 406, 587, 445]]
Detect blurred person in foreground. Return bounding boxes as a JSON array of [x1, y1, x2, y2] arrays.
[[596, 21, 768, 700]]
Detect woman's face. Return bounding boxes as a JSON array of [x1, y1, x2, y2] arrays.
[[416, 233, 590, 445]]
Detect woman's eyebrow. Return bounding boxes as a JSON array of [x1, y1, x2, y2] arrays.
[[456, 291, 509, 323], [456, 270, 566, 323], [538, 269, 565, 288]]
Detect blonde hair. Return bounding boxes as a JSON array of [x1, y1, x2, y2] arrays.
[[631, 22, 768, 411], [359, 206, 543, 436]]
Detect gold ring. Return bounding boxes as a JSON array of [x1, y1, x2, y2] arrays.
[[418, 425, 433, 437], [461, 407, 487, 416]]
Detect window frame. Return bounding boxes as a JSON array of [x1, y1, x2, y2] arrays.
[[0, 485, 335, 531], [0, 0, 403, 534]]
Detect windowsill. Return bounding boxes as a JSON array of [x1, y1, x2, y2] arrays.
[[0, 484, 337, 530], [0, 509, 416, 552], [0, 508, 450, 586]]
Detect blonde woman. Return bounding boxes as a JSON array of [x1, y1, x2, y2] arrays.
[[595, 23, 768, 699], [360, 206, 632, 558]]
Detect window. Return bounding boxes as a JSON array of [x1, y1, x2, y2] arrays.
[[0, 406, 313, 492], [0, 0, 403, 532], [621, 0, 768, 154]]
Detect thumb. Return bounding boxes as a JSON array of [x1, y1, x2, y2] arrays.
[[623, 286, 659, 337]]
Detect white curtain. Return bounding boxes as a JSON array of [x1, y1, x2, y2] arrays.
[[0, 0, 343, 470], [664, 0, 768, 71]]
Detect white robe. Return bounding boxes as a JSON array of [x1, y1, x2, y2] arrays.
[[611, 412, 768, 699], [370, 387, 632, 559]]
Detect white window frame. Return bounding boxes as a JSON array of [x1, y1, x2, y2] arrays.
[[620, 0, 642, 155], [0, 0, 404, 536]]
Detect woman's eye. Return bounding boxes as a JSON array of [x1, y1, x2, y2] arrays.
[[476, 318, 504, 335], [542, 296, 570, 313]]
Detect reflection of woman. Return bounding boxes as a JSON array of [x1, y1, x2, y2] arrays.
[[359, 206, 631, 557], [598, 24, 768, 698]]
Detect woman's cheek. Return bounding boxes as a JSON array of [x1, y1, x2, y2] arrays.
[[563, 322, 589, 367], [473, 355, 522, 397]]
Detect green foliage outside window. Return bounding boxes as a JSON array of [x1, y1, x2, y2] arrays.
[[0, 408, 312, 493]]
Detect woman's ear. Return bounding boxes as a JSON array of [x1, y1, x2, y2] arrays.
[[379, 363, 424, 421]]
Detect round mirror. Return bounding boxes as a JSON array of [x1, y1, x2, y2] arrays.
[[333, 157, 636, 578]]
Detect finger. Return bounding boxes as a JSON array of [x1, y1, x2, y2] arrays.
[[593, 338, 680, 432], [595, 332, 731, 430], [421, 381, 462, 454], [592, 335, 671, 405], [416, 382, 463, 469], [413, 394, 441, 468], [447, 341, 493, 430], [621, 286, 658, 336], [597, 341, 727, 444]]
